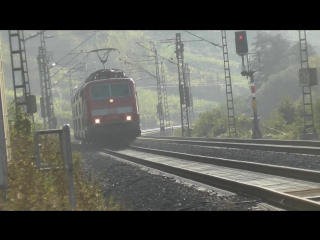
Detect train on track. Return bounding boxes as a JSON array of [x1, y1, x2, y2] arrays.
[[72, 48, 141, 146]]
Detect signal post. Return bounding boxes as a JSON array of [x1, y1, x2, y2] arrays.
[[235, 31, 262, 139]]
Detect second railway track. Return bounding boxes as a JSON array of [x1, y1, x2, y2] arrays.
[[139, 136, 320, 155], [93, 145, 320, 210]]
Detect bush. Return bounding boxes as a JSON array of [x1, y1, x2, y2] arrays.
[[262, 95, 304, 139], [191, 106, 252, 138], [0, 102, 123, 211]]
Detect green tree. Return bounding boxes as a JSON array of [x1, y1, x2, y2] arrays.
[[192, 107, 227, 137], [312, 96, 320, 134], [251, 32, 292, 87], [251, 31, 316, 89], [192, 106, 252, 138], [277, 95, 296, 125]]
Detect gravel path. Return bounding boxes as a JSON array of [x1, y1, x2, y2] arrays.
[[78, 147, 278, 211], [133, 138, 320, 171]]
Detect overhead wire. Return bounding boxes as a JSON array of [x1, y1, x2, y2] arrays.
[[51, 61, 84, 88], [119, 58, 156, 79], [49, 31, 99, 85], [24, 30, 46, 42], [46, 31, 97, 38], [53, 31, 99, 66], [136, 42, 177, 65], [183, 30, 222, 49], [50, 51, 83, 79]]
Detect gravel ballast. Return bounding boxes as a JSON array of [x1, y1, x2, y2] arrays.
[[79, 147, 279, 211], [133, 138, 320, 171]]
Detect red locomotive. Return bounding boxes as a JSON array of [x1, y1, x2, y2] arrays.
[[72, 48, 141, 145]]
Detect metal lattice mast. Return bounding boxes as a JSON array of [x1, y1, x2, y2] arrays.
[[37, 31, 56, 129], [68, 62, 86, 106], [175, 33, 190, 137], [221, 30, 237, 138], [69, 72, 73, 106], [160, 61, 170, 130], [8, 30, 33, 121], [150, 41, 165, 135], [184, 63, 194, 125], [299, 30, 316, 137], [68, 71, 75, 131], [37, 46, 47, 129]]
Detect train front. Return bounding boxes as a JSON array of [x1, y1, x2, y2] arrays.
[[85, 78, 141, 144]]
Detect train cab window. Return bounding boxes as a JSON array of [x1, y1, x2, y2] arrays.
[[110, 83, 131, 97], [91, 82, 131, 99], [91, 84, 111, 100]]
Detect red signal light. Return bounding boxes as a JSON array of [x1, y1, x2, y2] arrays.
[[235, 31, 248, 55]]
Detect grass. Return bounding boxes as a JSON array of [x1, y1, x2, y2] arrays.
[[0, 102, 125, 211]]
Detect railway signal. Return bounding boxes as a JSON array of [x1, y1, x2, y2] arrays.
[[235, 31, 248, 56], [235, 31, 262, 139]]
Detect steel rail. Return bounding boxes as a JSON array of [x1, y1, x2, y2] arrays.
[[138, 136, 320, 155], [96, 146, 320, 210], [141, 135, 320, 147], [129, 146, 320, 183]]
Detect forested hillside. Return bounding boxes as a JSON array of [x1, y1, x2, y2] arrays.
[[1, 30, 320, 129]]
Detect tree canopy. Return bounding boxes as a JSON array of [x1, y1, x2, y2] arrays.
[[251, 31, 316, 89]]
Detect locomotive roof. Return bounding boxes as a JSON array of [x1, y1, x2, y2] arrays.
[[84, 69, 128, 83]]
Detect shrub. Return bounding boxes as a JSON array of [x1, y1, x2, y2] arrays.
[[0, 102, 123, 211]]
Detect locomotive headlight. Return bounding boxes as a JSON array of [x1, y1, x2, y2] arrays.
[[126, 116, 132, 121], [110, 99, 114, 103], [95, 119, 100, 124]]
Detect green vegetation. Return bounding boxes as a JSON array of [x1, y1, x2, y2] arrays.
[[262, 94, 320, 139], [189, 106, 251, 139], [137, 88, 216, 128], [0, 102, 123, 210], [186, 94, 320, 140], [2, 30, 320, 211], [2, 31, 320, 136]]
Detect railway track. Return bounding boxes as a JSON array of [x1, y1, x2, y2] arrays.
[[139, 136, 320, 155], [95, 145, 320, 210]]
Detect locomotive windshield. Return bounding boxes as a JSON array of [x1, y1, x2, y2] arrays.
[[91, 82, 131, 100]]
